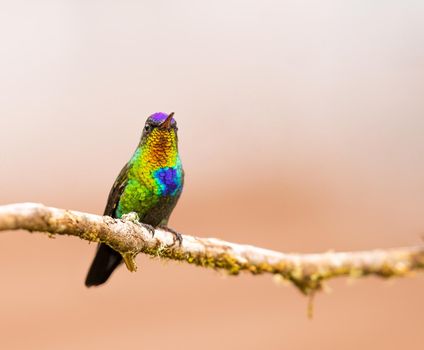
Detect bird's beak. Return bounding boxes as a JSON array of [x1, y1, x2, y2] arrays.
[[160, 112, 174, 129]]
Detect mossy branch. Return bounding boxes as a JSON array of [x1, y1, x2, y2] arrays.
[[0, 202, 423, 294]]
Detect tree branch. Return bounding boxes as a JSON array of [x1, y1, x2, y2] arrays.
[[0, 202, 423, 294]]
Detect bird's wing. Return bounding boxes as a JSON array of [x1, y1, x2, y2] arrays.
[[85, 162, 130, 287], [103, 161, 130, 217]]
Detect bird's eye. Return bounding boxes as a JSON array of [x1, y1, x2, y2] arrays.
[[144, 124, 151, 132]]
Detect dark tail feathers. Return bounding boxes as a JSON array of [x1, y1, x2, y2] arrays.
[[85, 243, 122, 287]]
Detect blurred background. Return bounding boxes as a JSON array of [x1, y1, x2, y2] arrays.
[[0, 1, 423, 349]]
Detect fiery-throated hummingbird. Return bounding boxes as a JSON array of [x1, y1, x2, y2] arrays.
[[85, 112, 184, 287]]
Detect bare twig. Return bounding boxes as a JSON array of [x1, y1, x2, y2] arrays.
[[0, 202, 423, 294]]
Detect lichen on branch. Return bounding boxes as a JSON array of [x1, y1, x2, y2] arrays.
[[0, 202, 423, 294]]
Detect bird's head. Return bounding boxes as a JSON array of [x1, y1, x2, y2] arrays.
[[143, 112, 177, 134], [139, 112, 179, 163]]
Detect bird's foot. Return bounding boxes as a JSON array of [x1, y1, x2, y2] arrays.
[[121, 212, 140, 223], [144, 224, 156, 239], [159, 226, 183, 247], [121, 212, 155, 238]]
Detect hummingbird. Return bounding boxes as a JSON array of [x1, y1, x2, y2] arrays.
[[85, 112, 184, 287]]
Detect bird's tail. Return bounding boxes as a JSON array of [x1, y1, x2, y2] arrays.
[[85, 243, 122, 287]]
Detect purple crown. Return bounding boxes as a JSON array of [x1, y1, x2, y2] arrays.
[[149, 112, 176, 125]]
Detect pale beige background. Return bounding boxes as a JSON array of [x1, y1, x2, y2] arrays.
[[0, 1, 423, 349]]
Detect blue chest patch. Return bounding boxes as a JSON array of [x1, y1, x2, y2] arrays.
[[154, 167, 182, 196]]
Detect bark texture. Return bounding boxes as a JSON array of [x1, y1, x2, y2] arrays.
[[0, 202, 423, 294]]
